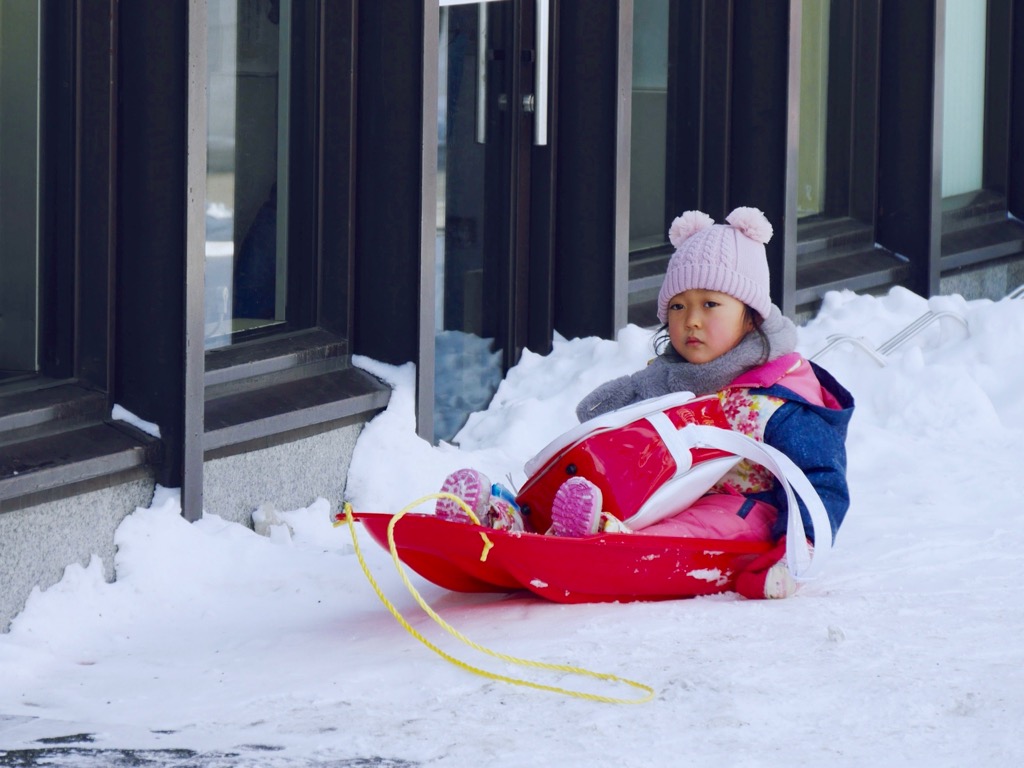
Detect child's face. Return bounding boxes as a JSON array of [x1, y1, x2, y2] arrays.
[[666, 289, 754, 364]]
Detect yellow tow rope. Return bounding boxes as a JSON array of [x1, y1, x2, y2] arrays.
[[336, 495, 655, 704]]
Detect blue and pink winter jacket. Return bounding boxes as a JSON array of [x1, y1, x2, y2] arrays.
[[722, 353, 854, 543], [576, 351, 855, 543]]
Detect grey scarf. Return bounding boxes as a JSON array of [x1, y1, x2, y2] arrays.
[[576, 306, 798, 422]]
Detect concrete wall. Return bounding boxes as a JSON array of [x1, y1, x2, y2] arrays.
[[0, 476, 156, 633], [1, 421, 365, 632], [203, 422, 362, 526], [939, 255, 1024, 301]]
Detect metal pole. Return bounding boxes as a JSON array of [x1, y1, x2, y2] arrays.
[[183, 0, 208, 521]]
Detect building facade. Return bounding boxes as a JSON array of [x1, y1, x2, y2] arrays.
[[1, 0, 1022, 629]]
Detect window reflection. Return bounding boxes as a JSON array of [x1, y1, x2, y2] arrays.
[[205, 0, 289, 348], [941, 0, 987, 198], [798, 0, 830, 218], [0, 0, 41, 377], [629, 0, 669, 252]]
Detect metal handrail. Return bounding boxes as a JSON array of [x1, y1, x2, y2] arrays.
[[809, 335, 888, 366], [875, 311, 969, 356], [810, 309, 968, 366]]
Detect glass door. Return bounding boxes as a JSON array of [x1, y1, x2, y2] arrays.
[[432, 0, 547, 442]]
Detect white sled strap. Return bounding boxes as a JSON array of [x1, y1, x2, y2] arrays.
[[661, 424, 832, 581]]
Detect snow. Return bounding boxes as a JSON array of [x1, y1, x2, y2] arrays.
[[2, 287, 1024, 766], [111, 404, 162, 439]]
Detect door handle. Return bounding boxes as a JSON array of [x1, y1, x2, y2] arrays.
[[472, 0, 549, 146], [533, 0, 550, 146], [475, 3, 488, 144]]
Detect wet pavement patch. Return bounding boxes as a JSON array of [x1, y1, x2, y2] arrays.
[[0, 744, 419, 767]]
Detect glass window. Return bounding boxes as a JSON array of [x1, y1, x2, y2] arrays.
[[205, 0, 291, 349], [629, 0, 670, 251], [941, 0, 987, 198], [798, 0, 830, 218], [0, 0, 41, 378]]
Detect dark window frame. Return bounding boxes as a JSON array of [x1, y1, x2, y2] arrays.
[[2, 2, 388, 516], [791, 0, 910, 312], [875, 0, 1024, 300], [202, 0, 330, 361], [820, 0, 880, 223], [624, 0, 1021, 318], [198, 0, 388, 469], [38, 0, 77, 380], [203, 0, 323, 350], [181, 0, 387, 518], [0, 1, 158, 514], [937, 0, 1024, 275], [627, 0, 730, 327]]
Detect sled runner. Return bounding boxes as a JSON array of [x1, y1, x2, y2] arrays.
[[346, 391, 832, 603]]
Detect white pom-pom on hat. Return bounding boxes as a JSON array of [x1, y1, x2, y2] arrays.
[[668, 210, 715, 249], [725, 206, 773, 244]]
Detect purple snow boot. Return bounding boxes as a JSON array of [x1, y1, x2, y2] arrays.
[[549, 477, 605, 537], [435, 468, 491, 524]]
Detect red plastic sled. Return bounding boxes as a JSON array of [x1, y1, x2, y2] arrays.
[[351, 511, 772, 604], [347, 389, 836, 603]]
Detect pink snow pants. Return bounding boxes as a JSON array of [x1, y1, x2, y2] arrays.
[[636, 490, 777, 542]]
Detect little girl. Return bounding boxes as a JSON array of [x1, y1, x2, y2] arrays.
[[437, 207, 854, 598]]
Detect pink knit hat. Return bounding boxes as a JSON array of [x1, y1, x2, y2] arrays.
[[657, 207, 774, 324]]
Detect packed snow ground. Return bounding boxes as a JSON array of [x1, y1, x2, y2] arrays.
[[1, 287, 1023, 767]]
